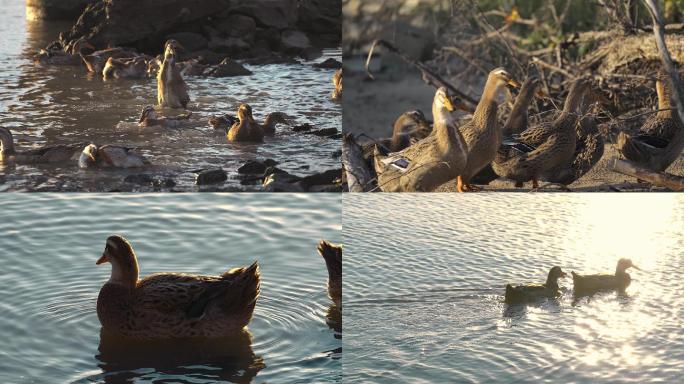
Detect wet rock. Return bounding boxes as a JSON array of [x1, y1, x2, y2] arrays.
[[313, 58, 342, 69], [263, 168, 304, 192], [205, 58, 252, 77], [298, 168, 342, 191], [310, 128, 339, 137], [238, 159, 279, 174], [208, 37, 251, 55], [165, 32, 208, 52], [300, 47, 323, 61], [280, 30, 311, 53], [297, 0, 342, 38], [124, 174, 154, 184], [154, 178, 177, 189], [332, 149, 342, 158], [191, 50, 228, 65], [195, 169, 228, 185], [232, 0, 298, 30], [262, 167, 342, 192], [216, 14, 256, 43], [292, 123, 314, 132]]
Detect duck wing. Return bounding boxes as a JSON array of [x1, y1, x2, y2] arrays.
[[572, 272, 618, 292]]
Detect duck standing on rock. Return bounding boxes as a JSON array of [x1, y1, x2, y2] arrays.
[[505, 266, 567, 304], [457, 68, 521, 192], [0, 127, 84, 164], [317, 240, 342, 307], [572, 258, 641, 295], [96, 235, 260, 339], [157, 40, 190, 109], [78, 144, 149, 169]]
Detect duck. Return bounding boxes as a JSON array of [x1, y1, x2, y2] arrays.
[[209, 114, 238, 131], [34, 37, 94, 66], [81, 47, 139, 74], [0, 127, 84, 164], [501, 75, 542, 138], [373, 87, 469, 192], [157, 40, 190, 109], [572, 258, 641, 295], [331, 69, 342, 100], [227, 104, 265, 142], [491, 78, 591, 188], [359, 110, 431, 162], [137, 105, 192, 128], [78, 143, 149, 169], [505, 266, 567, 304], [102, 56, 147, 80], [617, 70, 684, 173], [317, 240, 342, 306], [96, 235, 260, 339]]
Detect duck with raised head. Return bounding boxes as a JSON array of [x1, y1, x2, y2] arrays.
[[317, 240, 342, 306], [331, 69, 342, 100], [157, 40, 190, 109], [102, 56, 147, 80], [137, 106, 192, 128], [96, 235, 260, 339], [0, 127, 84, 164], [34, 37, 94, 66], [78, 144, 149, 169], [492, 78, 591, 188], [373, 87, 469, 192], [572, 259, 641, 295], [227, 104, 265, 142], [505, 266, 567, 304], [457, 68, 521, 192], [617, 70, 684, 173]]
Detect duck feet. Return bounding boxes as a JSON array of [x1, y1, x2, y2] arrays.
[[456, 176, 481, 192]]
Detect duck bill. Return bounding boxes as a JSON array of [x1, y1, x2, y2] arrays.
[[96, 254, 108, 265], [560, 271, 568, 278], [507, 79, 521, 89], [631, 265, 642, 271]]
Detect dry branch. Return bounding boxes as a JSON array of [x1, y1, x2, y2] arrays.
[[342, 134, 374, 192], [610, 158, 684, 191]]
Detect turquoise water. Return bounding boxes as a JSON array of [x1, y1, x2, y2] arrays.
[[343, 194, 684, 383], [0, 193, 341, 383]]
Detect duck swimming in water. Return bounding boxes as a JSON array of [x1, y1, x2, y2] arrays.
[[0, 127, 84, 164], [505, 266, 567, 304], [81, 47, 140, 74], [210, 110, 288, 135], [78, 144, 149, 169], [227, 104, 281, 142], [103, 57, 147, 80], [137, 106, 192, 128], [96, 235, 260, 339], [317, 240, 342, 307], [157, 40, 190, 109], [572, 258, 641, 295]]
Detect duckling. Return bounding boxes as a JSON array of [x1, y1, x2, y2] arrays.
[[137, 105, 192, 128], [617, 70, 684, 173], [331, 69, 342, 100], [157, 40, 190, 109], [78, 144, 149, 169], [457, 68, 521, 192], [317, 240, 342, 306], [505, 266, 567, 304], [373, 87, 468, 192], [227, 104, 264, 142], [96, 235, 260, 339], [572, 259, 641, 295], [492, 78, 591, 188], [34, 37, 94, 66], [0, 127, 84, 164], [102, 57, 147, 80]]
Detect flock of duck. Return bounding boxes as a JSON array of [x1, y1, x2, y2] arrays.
[[0, 38, 343, 174], [95, 235, 342, 339], [505, 259, 641, 304], [366, 66, 684, 191]]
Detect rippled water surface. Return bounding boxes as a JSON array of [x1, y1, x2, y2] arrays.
[[343, 194, 684, 383], [0, 194, 341, 383], [0, 0, 341, 191]]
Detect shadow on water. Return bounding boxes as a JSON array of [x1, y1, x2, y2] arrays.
[[94, 328, 265, 383]]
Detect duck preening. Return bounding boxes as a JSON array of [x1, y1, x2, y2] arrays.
[[96, 235, 260, 339], [317, 240, 342, 306], [157, 40, 190, 109], [505, 266, 567, 304], [78, 144, 149, 168], [0, 127, 84, 164], [572, 258, 641, 295], [138, 105, 192, 128]]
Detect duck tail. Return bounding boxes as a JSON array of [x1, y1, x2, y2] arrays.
[[221, 261, 261, 313], [317, 240, 342, 281], [616, 131, 652, 165]]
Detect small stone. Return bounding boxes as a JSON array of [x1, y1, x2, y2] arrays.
[[237, 159, 279, 174], [310, 128, 338, 137], [313, 58, 342, 69], [195, 169, 227, 185]]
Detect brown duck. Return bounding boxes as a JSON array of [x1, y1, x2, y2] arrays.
[[505, 266, 567, 304], [572, 259, 641, 295], [78, 144, 149, 169], [96, 235, 260, 339], [103, 57, 147, 80], [157, 40, 190, 109], [137, 106, 192, 128], [0, 127, 84, 164], [317, 240, 342, 306], [331, 68, 342, 100]]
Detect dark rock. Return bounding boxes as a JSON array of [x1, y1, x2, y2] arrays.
[[215, 14, 256, 42], [263, 169, 304, 192], [206, 58, 252, 77], [195, 169, 228, 185], [298, 168, 342, 190], [124, 174, 154, 184], [208, 37, 251, 54], [300, 47, 323, 61], [280, 30, 311, 53], [237, 159, 279, 174], [192, 49, 228, 65], [165, 32, 208, 52], [297, 0, 341, 41], [26, 0, 93, 21], [331, 150, 342, 158], [154, 178, 176, 188], [254, 28, 281, 51], [313, 58, 342, 69], [310, 128, 339, 137], [231, 0, 297, 30]]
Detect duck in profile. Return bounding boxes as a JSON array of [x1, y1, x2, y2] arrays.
[[0, 127, 84, 164], [102, 57, 147, 80], [317, 240, 342, 306], [389, 109, 432, 152], [227, 104, 265, 142], [617, 70, 684, 173], [157, 40, 190, 109], [210, 110, 288, 135], [505, 266, 567, 304], [331, 69, 342, 100], [137, 106, 192, 128], [78, 144, 149, 169], [373, 87, 469, 192], [572, 259, 641, 295], [96, 235, 260, 339]]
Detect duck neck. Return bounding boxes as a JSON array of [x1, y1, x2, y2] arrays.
[[615, 265, 629, 277], [545, 276, 559, 291], [562, 85, 586, 115], [473, 76, 503, 132], [656, 79, 673, 119], [503, 80, 536, 136], [0, 129, 16, 156], [432, 103, 460, 149], [109, 257, 139, 290], [262, 114, 278, 131]]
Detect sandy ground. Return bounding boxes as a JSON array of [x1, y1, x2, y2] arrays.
[[344, 63, 684, 192]]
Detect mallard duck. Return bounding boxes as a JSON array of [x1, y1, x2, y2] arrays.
[[34, 37, 94, 66], [389, 109, 432, 151], [373, 87, 468, 192], [96, 235, 260, 339], [572, 259, 641, 295], [505, 266, 567, 304], [457, 68, 521, 192], [227, 104, 264, 142], [137, 105, 192, 128], [81, 47, 138, 74], [501, 75, 542, 137], [78, 144, 149, 168], [491, 78, 591, 188], [103, 57, 147, 80], [157, 40, 190, 109], [317, 240, 342, 306], [331, 68, 342, 100], [617, 70, 684, 172], [0, 127, 84, 164]]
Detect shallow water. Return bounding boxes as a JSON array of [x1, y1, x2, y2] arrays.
[[0, 0, 341, 191], [0, 194, 341, 383], [343, 194, 684, 383]]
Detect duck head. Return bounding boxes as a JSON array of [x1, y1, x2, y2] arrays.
[[97, 235, 139, 288], [616, 258, 641, 274], [138, 105, 158, 123], [433, 87, 469, 114], [237, 104, 255, 123], [102, 57, 117, 79], [163, 40, 183, 62], [489, 68, 521, 90], [546, 266, 567, 290], [0, 127, 16, 157], [562, 78, 592, 114], [79, 144, 98, 168]]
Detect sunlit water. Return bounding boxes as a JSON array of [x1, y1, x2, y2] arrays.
[[343, 194, 684, 383], [0, 194, 341, 383], [0, 0, 341, 191]]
